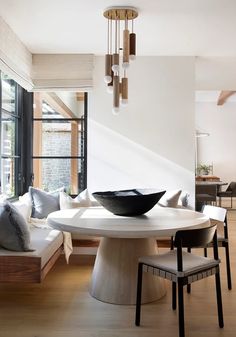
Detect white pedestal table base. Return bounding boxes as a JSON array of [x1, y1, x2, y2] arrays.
[[90, 237, 166, 305]]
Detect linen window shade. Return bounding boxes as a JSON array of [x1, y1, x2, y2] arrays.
[[32, 54, 94, 91], [0, 16, 33, 90], [0, 17, 94, 91]]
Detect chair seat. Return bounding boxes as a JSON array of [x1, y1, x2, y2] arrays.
[[196, 193, 216, 202], [139, 250, 220, 278], [218, 191, 232, 197]]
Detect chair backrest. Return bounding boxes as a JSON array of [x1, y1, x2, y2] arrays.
[[202, 205, 226, 222], [174, 225, 218, 272], [174, 225, 217, 248], [195, 184, 217, 203], [196, 184, 217, 196], [226, 181, 236, 192]]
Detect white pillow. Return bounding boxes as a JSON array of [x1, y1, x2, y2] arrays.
[[19, 192, 32, 205], [158, 190, 182, 208], [76, 189, 100, 206], [60, 192, 84, 210], [0, 194, 8, 202], [60, 189, 100, 210], [12, 200, 32, 224]]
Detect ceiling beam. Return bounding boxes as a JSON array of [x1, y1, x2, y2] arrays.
[[76, 92, 85, 101], [217, 91, 236, 105], [41, 92, 77, 118]]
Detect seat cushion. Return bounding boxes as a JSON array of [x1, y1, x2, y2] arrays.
[[139, 250, 219, 277], [196, 193, 216, 202], [0, 227, 63, 268]]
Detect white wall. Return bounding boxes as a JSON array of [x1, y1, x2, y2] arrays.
[[196, 101, 236, 184], [88, 56, 196, 207], [196, 57, 236, 90]]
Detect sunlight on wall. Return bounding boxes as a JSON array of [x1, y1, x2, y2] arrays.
[[88, 120, 195, 207]]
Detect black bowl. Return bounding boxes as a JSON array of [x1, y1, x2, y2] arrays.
[[92, 189, 166, 216]]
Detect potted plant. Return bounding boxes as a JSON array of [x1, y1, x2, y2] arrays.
[[198, 164, 212, 175]]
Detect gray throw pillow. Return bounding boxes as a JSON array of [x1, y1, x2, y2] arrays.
[[0, 201, 33, 251], [29, 186, 62, 219]]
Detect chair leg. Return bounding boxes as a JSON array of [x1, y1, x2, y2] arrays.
[[219, 197, 221, 207], [231, 197, 233, 208], [225, 244, 232, 290], [178, 279, 185, 337], [172, 282, 176, 310], [187, 284, 191, 294], [187, 248, 191, 293], [215, 271, 224, 328], [204, 247, 208, 257], [135, 263, 143, 326]]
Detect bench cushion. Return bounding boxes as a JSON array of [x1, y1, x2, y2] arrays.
[[0, 227, 63, 268]]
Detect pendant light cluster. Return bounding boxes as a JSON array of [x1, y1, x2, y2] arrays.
[[103, 6, 138, 114]]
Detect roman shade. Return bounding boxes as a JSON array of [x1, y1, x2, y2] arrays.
[[32, 54, 94, 91], [0, 16, 33, 90], [0, 17, 94, 91]]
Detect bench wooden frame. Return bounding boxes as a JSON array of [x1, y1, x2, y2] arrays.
[[0, 246, 63, 283], [0, 238, 170, 283]]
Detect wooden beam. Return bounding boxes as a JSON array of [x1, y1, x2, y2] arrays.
[[42, 93, 77, 118], [71, 122, 79, 195], [76, 92, 84, 101], [217, 90, 236, 105]]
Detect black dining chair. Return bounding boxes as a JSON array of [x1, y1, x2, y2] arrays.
[[195, 184, 217, 211], [135, 225, 224, 337], [202, 205, 232, 290], [218, 181, 236, 208]]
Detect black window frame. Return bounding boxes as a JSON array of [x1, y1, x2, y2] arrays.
[[0, 72, 23, 198], [0, 73, 87, 197], [32, 92, 88, 194]]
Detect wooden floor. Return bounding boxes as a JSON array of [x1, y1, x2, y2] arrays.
[[0, 206, 236, 337]]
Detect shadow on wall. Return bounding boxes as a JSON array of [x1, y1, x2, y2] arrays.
[[88, 120, 195, 208]]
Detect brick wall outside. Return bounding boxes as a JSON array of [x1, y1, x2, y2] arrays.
[[42, 129, 71, 191]]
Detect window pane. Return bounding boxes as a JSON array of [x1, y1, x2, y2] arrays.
[[0, 158, 16, 197], [33, 120, 83, 157], [1, 73, 17, 114], [1, 112, 16, 156], [34, 92, 84, 119], [33, 158, 85, 194]]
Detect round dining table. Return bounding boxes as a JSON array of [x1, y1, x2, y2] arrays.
[[47, 206, 210, 305]]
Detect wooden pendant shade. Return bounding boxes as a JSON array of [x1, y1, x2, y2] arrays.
[[103, 6, 138, 113]]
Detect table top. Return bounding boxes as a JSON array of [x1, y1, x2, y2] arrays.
[[196, 181, 227, 186], [196, 175, 220, 182], [47, 206, 210, 238]]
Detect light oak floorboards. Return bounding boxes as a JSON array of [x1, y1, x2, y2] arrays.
[[0, 209, 236, 337]]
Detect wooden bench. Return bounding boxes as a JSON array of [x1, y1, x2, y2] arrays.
[[0, 227, 63, 283]]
